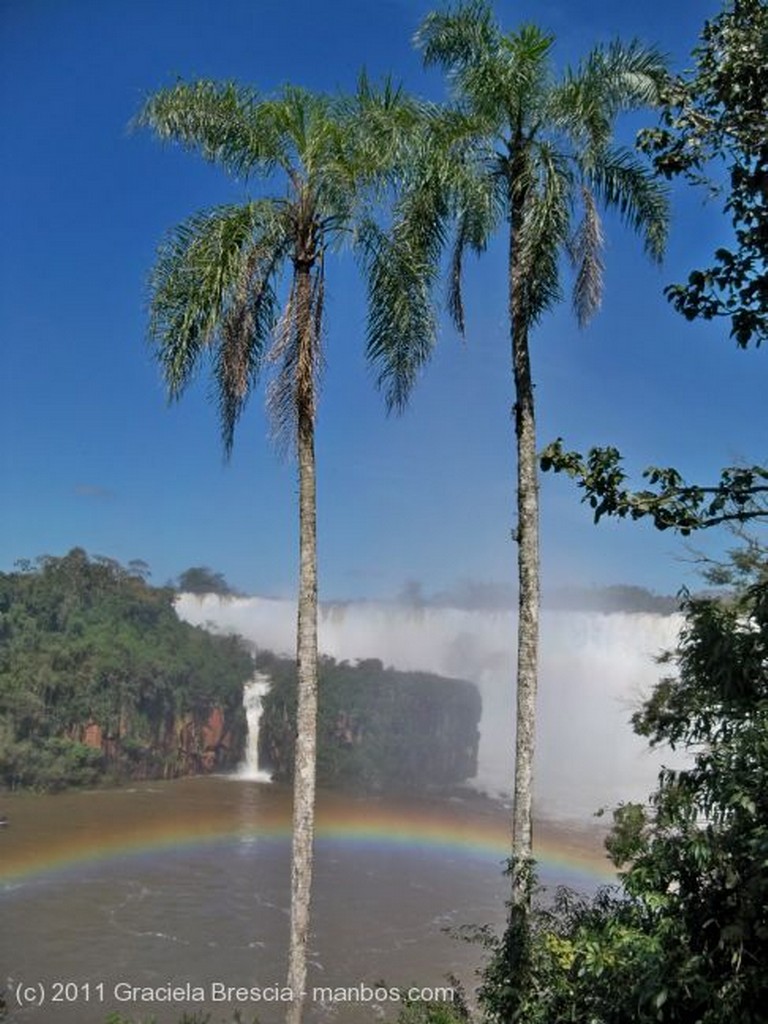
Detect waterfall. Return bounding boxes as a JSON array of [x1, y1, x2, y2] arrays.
[[178, 594, 684, 821], [239, 672, 272, 782]]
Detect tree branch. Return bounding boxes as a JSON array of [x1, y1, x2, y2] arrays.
[[540, 438, 768, 534]]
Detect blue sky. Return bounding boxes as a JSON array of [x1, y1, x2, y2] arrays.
[[1, 0, 764, 601]]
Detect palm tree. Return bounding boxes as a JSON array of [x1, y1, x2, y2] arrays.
[[374, 1, 669, 903], [136, 79, 424, 1024]]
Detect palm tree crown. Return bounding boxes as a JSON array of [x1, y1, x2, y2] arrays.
[[139, 80, 420, 449], [409, 2, 669, 344]]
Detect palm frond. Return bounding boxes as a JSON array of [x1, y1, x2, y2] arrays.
[[148, 200, 289, 451], [415, 1, 497, 72], [491, 24, 554, 123], [420, 8, 553, 132], [448, 219, 469, 335], [271, 86, 335, 180], [266, 87, 388, 235], [513, 142, 571, 323], [214, 235, 286, 456], [447, 167, 500, 333], [370, 98, 500, 340], [349, 73, 425, 161], [416, 2, 511, 130], [585, 146, 669, 262], [135, 81, 288, 179], [332, 76, 437, 219], [361, 220, 439, 413], [265, 278, 297, 445], [548, 67, 613, 151], [569, 186, 605, 328], [552, 41, 669, 150], [586, 39, 670, 113]]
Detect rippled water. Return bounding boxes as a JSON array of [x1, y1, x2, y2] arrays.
[[0, 777, 609, 1024]]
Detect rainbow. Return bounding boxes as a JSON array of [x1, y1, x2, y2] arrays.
[[0, 782, 614, 889]]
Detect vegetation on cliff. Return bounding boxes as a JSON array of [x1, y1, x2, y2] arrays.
[[0, 549, 254, 791], [175, 566, 240, 596], [257, 651, 481, 792]]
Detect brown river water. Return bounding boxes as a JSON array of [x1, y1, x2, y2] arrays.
[[0, 776, 610, 1024]]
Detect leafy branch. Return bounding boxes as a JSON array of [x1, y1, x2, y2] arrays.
[[637, 0, 768, 347], [540, 439, 768, 534]]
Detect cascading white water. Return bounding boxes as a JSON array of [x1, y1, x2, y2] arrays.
[[178, 594, 684, 822], [239, 672, 272, 782]]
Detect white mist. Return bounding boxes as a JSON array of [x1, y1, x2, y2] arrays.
[[178, 594, 683, 823]]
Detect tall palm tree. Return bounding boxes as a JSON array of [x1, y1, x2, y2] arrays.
[[372, 1, 669, 903], [136, 79, 424, 1024]]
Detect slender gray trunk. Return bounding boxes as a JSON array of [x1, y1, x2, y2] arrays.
[[286, 261, 318, 1024], [509, 197, 540, 906]]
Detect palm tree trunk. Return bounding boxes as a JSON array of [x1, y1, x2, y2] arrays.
[[286, 261, 319, 1024], [508, 200, 540, 908]]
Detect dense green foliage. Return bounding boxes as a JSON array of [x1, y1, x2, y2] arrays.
[[257, 651, 481, 792], [0, 549, 254, 790], [176, 566, 239, 596], [395, 987, 472, 1024], [638, 0, 767, 347], [693, 533, 768, 591], [471, 579, 768, 1024]]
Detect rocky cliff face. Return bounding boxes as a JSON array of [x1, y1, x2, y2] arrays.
[[60, 656, 481, 793], [73, 705, 246, 780], [179, 705, 245, 772]]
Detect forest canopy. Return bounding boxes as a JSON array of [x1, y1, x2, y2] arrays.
[[257, 650, 481, 793], [0, 549, 254, 790]]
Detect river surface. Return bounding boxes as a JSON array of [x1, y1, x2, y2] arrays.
[[0, 777, 610, 1024]]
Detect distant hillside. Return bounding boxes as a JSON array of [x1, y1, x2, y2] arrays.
[[0, 549, 254, 791], [543, 584, 680, 615], [257, 651, 481, 792], [391, 579, 680, 614]]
